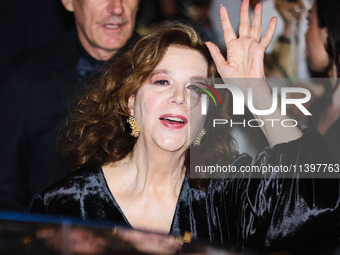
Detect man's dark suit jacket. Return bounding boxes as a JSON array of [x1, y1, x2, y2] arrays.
[[0, 29, 138, 212]]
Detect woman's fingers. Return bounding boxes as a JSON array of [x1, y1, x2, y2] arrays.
[[260, 17, 277, 48], [239, 0, 250, 37], [250, 4, 263, 40], [219, 5, 237, 45], [205, 41, 227, 74]]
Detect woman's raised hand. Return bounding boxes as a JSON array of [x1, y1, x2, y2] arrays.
[[206, 0, 277, 81], [206, 0, 303, 145]]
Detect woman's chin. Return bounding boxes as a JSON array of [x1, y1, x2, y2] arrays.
[[156, 138, 189, 153]]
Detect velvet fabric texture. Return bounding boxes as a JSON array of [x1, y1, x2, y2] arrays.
[[30, 129, 340, 252]]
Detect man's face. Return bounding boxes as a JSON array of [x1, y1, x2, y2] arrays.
[[62, 0, 139, 60]]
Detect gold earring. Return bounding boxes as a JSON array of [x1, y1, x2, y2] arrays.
[[127, 115, 139, 138], [193, 129, 206, 146]]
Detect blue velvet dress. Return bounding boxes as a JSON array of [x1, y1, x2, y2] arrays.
[[30, 129, 340, 252]]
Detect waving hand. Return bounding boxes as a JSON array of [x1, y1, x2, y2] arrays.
[[206, 0, 302, 145], [206, 0, 277, 80]]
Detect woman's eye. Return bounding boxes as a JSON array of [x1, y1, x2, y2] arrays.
[[188, 85, 203, 94], [154, 80, 169, 85]]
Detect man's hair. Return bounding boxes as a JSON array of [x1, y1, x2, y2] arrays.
[[58, 22, 237, 173]]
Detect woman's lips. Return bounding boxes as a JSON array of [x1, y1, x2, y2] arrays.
[[159, 114, 188, 129]]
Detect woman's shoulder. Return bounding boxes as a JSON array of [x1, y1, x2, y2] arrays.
[[43, 165, 104, 194], [29, 165, 109, 214]]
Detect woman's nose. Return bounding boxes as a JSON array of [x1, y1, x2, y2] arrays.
[[168, 86, 188, 106]]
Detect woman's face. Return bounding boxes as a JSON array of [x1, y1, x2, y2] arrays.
[[129, 46, 208, 153], [306, 3, 329, 72]]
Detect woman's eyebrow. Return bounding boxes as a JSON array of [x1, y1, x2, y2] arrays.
[[150, 69, 172, 76], [192, 75, 208, 79], [191, 76, 209, 85]]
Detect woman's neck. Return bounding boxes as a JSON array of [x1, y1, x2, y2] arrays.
[[127, 141, 186, 194]]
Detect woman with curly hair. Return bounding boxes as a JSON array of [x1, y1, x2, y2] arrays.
[[30, 0, 339, 252]]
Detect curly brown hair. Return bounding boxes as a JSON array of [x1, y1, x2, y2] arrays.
[[58, 22, 237, 172]]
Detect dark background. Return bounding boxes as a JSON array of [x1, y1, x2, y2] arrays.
[[0, 0, 74, 80]]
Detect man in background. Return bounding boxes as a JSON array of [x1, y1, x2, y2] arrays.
[[0, 0, 140, 212]]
